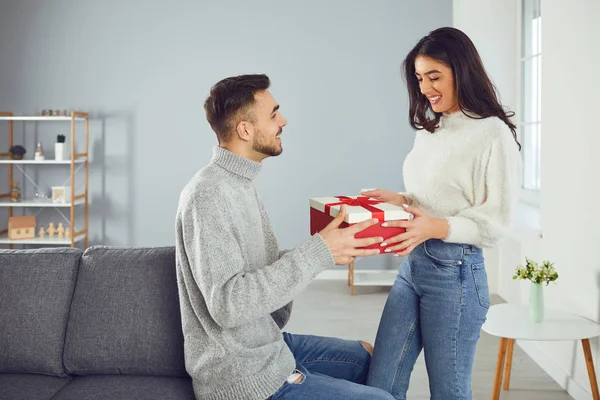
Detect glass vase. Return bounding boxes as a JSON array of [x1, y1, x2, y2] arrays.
[[529, 283, 544, 323]]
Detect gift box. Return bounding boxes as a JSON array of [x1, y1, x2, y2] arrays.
[[309, 195, 412, 254]]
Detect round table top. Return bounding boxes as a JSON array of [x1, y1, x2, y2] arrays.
[[482, 303, 600, 341]]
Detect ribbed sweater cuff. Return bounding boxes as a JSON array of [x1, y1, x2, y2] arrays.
[[299, 233, 335, 276], [203, 357, 294, 400], [444, 216, 479, 245]]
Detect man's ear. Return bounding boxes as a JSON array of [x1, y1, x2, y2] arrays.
[[235, 120, 254, 142]]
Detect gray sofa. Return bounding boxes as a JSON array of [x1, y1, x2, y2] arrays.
[[0, 246, 196, 400]]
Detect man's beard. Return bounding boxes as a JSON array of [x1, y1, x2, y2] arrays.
[[253, 129, 283, 157]]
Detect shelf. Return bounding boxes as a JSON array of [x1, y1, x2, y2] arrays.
[[0, 234, 84, 245], [352, 270, 397, 287], [0, 159, 85, 164], [0, 116, 86, 121], [0, 198, 85, 207]]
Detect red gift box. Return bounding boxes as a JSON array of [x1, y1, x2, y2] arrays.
[[309, 195, 412, 254]]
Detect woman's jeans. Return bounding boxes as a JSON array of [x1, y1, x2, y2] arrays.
[[366, 239, 490, 400]]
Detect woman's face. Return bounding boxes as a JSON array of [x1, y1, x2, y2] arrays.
[[414, 55, 460, 114]]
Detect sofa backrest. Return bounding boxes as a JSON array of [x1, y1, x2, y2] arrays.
[[0, 248, 82, 377], [62, 246, 188, 377]]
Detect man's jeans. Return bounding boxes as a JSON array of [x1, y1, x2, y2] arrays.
[[269, 333, 395, 399], [366, 239, 490, 400]]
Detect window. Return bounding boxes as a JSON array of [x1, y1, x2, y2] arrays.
[[519, 0, 542, 198]]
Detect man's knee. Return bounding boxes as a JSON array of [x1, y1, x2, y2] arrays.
[[359, 340, 373, 355]]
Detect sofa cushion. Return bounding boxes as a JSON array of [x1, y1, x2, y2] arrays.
[[0, 248, 82, 376], [63, 246, 187, 377], [0, 373, 72, 400], [51, 375, 195, 400]]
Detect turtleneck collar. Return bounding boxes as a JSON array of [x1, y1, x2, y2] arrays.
[[211, 146, 262, 181], [438, 109, 482, 129]]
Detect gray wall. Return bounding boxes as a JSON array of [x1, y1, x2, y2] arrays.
[[0, 0, 452, 269]]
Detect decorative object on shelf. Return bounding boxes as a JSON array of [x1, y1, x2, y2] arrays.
[[513, 257, 559, 323], [55, 134, 66, 161], [51, 186, 69, 204], [33, 191, 51, 203], [42, 109, 69, 117], [8, 216, 36, 240], [57, 222, 65, 238], [10, 182, 21, 202], [8, 145, 26, 160], [46, 222, 57, 238], [34, 141, 45, 161], [37, 222, 70, 240]]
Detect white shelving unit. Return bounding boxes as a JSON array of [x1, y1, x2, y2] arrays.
[[0, 234, 86, 245], [0, 159, 86, 165], [346, 258, 398, 295], [0, 199, 86, 207], [0, 111, 90, 248], [352, 270, 397, 287]]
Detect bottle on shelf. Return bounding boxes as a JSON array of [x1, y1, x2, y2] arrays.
[[55, 135, 66, 161], [34, 142, 45, 161]]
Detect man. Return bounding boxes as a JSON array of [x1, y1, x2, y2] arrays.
[[175, 74, 395, 400]]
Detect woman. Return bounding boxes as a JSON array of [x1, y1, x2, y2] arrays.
[[362, 27, 521, 399]]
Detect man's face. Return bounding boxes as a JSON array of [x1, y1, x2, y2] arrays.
[[249, 90, 287, 157]]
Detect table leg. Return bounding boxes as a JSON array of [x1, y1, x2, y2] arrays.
[[504, 339, 515, 391], [493, 338, 508, 400], [349, 260, 355, 296], [347, 263, 351, 286], [582, 339, 599, 400]]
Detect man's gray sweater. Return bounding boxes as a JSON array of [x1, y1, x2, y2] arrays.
[[175, 146, 334, 400]]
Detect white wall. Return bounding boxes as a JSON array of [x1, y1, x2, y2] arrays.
[[453, 0, 519, 112], [453, 0, 519, 295], [0, 0, 452, 272], [455, 1, 600, 399], [535, 1, 600, 397]]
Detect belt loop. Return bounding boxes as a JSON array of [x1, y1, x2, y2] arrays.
[[463, 244, 476, 254]]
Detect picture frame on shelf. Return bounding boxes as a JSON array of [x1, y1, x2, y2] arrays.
[[51, 186, 70, 204]]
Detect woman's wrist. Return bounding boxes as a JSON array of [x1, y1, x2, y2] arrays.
[[432, 217, 450, 240], [396, 193, 407, 207]]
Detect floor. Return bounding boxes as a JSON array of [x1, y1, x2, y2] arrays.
[[284, 280, 574, 399]]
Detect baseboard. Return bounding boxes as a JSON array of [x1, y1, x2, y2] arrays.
[[314, 269, 393, 280], [517, 340, 592, 400]]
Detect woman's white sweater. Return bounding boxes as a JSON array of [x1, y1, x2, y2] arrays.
[[402, 111, 522, 248]]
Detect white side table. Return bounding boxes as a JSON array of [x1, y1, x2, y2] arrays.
[[482, 303, 600, 400]]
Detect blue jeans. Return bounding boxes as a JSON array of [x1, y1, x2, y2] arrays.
[[269, 333, 395, 399], [366, 239, 490, 400]]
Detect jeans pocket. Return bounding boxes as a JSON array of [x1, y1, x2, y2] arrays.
[[471, 263, 490, 309], [422, 239, 463, 265], [269, 369, 305, 399]]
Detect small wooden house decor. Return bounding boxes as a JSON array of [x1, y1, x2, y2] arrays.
[[8, 216, 36, 240]]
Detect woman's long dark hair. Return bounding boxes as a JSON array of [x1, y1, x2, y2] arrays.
[[403, 27, 521, 150]]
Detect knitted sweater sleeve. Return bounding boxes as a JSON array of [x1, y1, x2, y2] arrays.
[[178, 195, 334, 329], [443, 132, 521, 248]]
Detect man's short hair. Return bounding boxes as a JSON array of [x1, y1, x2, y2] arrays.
[[204, 74, 271, 143]]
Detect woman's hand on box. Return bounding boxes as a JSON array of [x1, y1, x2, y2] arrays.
[[360, 189, 406, 207], [380, 204, 449, 256]]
